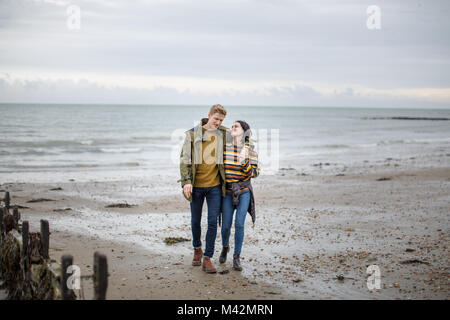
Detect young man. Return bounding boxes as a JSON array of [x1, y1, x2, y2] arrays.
[[179, 104, 229, 273]]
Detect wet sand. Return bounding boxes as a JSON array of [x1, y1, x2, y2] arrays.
[[1, 161, 449, 300]]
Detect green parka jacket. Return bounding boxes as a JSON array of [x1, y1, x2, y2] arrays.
[[178, 118, 229, 202]]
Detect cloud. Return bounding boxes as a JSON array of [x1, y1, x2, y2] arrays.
[[0, 0, 449, 107], [0, 73, 449, 108]]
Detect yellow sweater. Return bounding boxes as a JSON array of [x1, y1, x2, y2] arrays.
[[194, 128, 221, 187]]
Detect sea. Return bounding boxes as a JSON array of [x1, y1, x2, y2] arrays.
[[0, 104, 449, 183]]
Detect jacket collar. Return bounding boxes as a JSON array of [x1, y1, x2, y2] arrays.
[[201, 118, 227, 132], [194, 118, 226, 144], [192, 118, 225, 165]]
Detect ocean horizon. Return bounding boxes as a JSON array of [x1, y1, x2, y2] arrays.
[[1, 103, 449, 183], [2, 102, 450, 109]]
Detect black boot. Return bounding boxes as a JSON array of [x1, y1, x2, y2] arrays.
[[233, 253, 242, 271], [219, 246, 229, 264]]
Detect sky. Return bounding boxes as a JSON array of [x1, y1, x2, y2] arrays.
[[0, 0, 449, 108]]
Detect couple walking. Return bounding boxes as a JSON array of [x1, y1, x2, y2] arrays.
[[179, 104, 259, 273]]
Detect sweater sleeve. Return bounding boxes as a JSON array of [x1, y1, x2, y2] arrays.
[[241, 149, 259, 178]]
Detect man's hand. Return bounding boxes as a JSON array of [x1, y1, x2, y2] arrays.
[[183, 184, 193, 198], [239, 146, 250, 163]]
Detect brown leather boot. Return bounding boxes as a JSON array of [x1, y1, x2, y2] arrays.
[[202, 257, 217, 273], [192, 248, 203, 266]]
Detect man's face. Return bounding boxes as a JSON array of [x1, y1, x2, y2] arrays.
[[207, 112, 225, 129]]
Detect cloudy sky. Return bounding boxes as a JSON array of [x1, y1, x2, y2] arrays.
[[0, 0, 449, 107]]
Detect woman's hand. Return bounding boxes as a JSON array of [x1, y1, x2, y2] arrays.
[[239, 146, 249, 163]]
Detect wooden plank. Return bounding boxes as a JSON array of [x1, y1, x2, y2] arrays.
[[93, 251, 108, 300], [0, 207, 4, 234], [13, 205, 19, 230], [4, 191, 10, 210], [60, 255, 74, 300], [40, 219, 50, 259], [22, 221, 29, 259]]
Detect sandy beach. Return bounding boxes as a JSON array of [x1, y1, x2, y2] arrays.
[[1, 0, 450, 303], [1, 156, 448, 300]]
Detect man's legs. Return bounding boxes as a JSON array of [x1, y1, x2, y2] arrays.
[[203, 185, 222, 258], [190, 187, 205, 265]]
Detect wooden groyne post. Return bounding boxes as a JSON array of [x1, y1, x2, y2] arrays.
[[93, 251, 108, 300], [13, 205, 20, 230], [4, 191, 10, 210], [1, 191, 110, 300], [40, 219, 50, 260], [60, 254, 75, 300], [0, 207, 4, 235]]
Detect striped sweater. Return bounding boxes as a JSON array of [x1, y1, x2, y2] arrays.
[[224, 142, 259, 193]]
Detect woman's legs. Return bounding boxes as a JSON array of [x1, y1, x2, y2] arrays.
[[233, 192, 251, 255], [221, 191, 251, 257], [220, 193, 234, 248]]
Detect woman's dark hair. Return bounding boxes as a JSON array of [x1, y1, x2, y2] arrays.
[[236, 120, 251, 144]]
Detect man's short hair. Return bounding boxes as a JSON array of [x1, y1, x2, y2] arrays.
[[209, 104, 227, 116]]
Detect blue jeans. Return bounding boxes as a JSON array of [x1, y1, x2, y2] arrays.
[[190, 185, 222, 258], [221, 192, 251, 255]]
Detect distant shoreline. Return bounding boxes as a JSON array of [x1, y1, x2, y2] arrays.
[[362, 116, 450, 121], [1, 102, 450, 110]]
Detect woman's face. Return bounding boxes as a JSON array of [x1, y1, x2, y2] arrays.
[[231, 122, 244, 137]]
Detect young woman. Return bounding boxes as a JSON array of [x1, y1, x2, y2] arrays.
[[219, 120, 259, 271]]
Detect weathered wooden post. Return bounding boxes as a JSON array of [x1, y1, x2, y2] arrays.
[[22, 221, 29, 258], [61, 255, 75, 300], [4, 191, 10, 210], [21, 220, 31, 298], [93, 251, 108, 300], [40, 219, 50, 259], [0, 207, 4, 234], [13, 205, 20, 230], [22, 220, 30, 282]]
